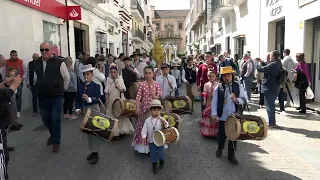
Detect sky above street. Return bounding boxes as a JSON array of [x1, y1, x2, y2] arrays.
[[150, 0, 190, 10]]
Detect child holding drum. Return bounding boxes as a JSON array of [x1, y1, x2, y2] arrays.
[[75, 64, 101, 165], [141, 99, 168, 174]]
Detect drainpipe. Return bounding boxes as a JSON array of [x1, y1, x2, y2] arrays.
[[65, 0, 71, 57], [258, 0, 261, 57]]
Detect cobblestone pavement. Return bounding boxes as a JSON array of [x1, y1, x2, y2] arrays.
[[7, 85, 320, 180]]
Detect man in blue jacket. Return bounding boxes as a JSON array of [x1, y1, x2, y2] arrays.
[[256, 50, 282, 127]]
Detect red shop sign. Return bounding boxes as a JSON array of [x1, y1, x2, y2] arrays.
[[66, 6, 82, 20], [12, 0, 82, 20]]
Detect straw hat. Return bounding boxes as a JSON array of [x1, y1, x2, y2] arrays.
[[149, 99, 163, 110], [81, 64, 95, 73], [220, 66, 235, 75]]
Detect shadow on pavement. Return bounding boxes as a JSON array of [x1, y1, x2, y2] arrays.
[[278, 126, 320, 139]]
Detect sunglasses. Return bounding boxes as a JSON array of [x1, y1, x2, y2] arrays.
[[40, 48, 50, 52]]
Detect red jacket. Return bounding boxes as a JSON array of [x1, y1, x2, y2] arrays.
[[5, 59, 24, 77], [196, 62, 218, 87]]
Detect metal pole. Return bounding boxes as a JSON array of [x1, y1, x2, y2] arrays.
[[65, 0, 71, 57]]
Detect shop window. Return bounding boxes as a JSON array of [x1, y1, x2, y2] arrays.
[[96, 32, 107, 55], [156, 23, 160, 30], [234, 37, 244, 59], [43, 21, 61, 56], [178, 23, 183, 30]]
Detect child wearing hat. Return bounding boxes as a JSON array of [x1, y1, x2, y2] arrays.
[[141, 99, 169, 174], [75, 64, 102, 165], [170, 62, 181, 96]]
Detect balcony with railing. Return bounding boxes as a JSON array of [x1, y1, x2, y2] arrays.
[[157, 31, 182, 40], [133, 29, 145, 42], [130, 0, 144, 22], [211, 0, 233, 18]]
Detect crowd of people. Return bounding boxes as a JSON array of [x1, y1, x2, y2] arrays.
[[0, 43, 312, 178]]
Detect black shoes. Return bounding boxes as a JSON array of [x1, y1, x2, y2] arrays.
[[152, 163, 158, 174], [299, 110, 306, 114], [216, 149, 222, 157], [10, 125, 20, 131], [159, 161, 164, 170], [87, 152, 99, 165], [216, 149, 239, 165], [8, 146, 14, 152], [228, 155, 239, 165]]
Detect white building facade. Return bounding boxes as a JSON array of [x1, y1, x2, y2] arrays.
[[0, 0, 133, 110]]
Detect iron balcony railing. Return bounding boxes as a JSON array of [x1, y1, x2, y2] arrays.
[[131, 0, 144, 19], [157, 31, 182, 39], [133, 29, 145, 40], [212, 0, 223, 14]]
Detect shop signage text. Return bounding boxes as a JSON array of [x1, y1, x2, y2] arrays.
[[12, 0, 82, 20], [268, 0, 282, 17]]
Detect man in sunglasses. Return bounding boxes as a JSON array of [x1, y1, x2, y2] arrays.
[[34, 42, 70, 153]]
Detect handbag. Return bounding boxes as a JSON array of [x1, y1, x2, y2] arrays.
[[305, 87, 314, 100]]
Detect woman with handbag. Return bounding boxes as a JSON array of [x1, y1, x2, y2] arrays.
[[292, 53, 310, 114], [105, 64, 135, 138]]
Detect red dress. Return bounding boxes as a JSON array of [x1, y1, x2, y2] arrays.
[[132, 81, 162, 153], [200, 81, 219, 137]]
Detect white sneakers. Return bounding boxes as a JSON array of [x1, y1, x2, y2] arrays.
[[17, 112, 21, 118]]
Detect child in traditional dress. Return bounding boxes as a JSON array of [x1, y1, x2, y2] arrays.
[[105, 64, 134, 138], [141, 99, 168, 174], [7, 67, 22, 130], [133, 66, 162, 154], [75, 64, 101, 165], [200, 71, 219, 137]]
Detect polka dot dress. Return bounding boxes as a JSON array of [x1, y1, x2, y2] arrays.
[[132, 81, 162, 154]]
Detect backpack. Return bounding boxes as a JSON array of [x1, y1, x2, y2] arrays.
[[278, 66, 288, 84]]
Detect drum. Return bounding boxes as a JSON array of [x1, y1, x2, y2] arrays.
[[160, 112, 182, 132], [191, 83, 200, 96], [153, 127, 179, 147], [80, 109, 118, 142], [112, 99, 137, 118], [163, 96, 192, 114], [225, 114, 268, 141], [129, 82, 139, 99]]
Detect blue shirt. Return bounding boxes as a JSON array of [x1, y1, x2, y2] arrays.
[[256, 59, 282, 93], [75, 81, 101, 110], [211, 83, 247, 121]]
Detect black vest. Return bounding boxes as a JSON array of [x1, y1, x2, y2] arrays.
[[184, 66, 197, 84], [217, 82, 240, 117], [34, 56, 64, 97], [28, 61, 36, 86], [122, 67, 137, 88]]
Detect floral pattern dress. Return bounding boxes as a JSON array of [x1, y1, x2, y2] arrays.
[[132, 81, 162, 154], [200, 81, 219, 137], [105, 76, 135, 136]]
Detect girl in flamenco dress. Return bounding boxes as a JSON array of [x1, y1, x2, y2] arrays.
[[200, 71, 219, 137]]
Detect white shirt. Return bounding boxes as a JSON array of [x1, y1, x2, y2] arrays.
[[141, 116, 169, 143], [282, 56, 297, 82], [92, 68, 106, 95], [156, 74, 177, 97], [132, 60, 147, 78]]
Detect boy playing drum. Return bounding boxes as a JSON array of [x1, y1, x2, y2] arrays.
[[141, 99, 169, 174], [75, 64, 101, 165]]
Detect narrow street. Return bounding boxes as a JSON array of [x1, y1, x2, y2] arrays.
[[7, 87, 320, 180]]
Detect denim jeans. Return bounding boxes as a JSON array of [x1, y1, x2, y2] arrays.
[[39, 96, 63, 144], [149, 143, 164, 163], [30, 85, 38, 113], [278, 88, 286, 112], [242, 76, 252, 100], [264, 88, 280, 126]]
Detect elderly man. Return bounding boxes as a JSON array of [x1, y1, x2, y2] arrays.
[[34, 42, 70, 153], [240, 52, 255, 102], [27, 53, 39, 117]]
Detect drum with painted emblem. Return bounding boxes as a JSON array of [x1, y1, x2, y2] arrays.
[[160, 112, 182, 132], [163, 96, 192, 114], [153, 127, 180, 147], [80, 109, 118, 142], [112, 99, 137, 118]]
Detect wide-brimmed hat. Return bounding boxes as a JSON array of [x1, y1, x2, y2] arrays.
[[82, 64, 95, 73], [220, 66, 235, 75], [149, 99, 163, 110]]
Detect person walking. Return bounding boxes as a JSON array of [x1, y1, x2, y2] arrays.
[[34, 42, 70, 153], [26, 53, 39, 117], [256, 51, 282, 127]]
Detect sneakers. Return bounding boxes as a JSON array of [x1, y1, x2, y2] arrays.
[[17, 112, 21, 118], [63, 114, 70, 119], [69, 115, 77, 120], [87, 152, 99, 165], [280, 111, 288, 116]]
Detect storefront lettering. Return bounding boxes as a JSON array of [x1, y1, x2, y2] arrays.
[[24, 0, 41, 7], [270, 6, 282, 16]]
